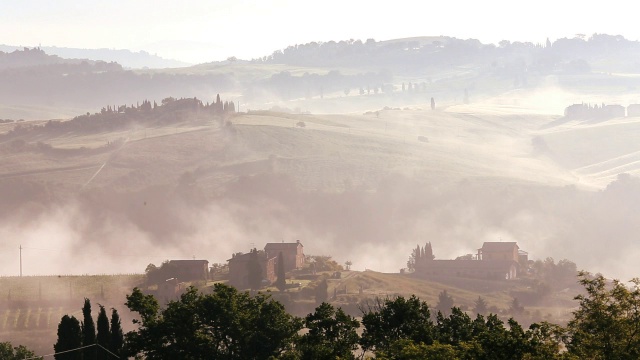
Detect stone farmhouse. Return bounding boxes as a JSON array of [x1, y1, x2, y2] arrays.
[[265, 240, 305, 272], [228, 241, 305, 289], [414, 242, 528, 280], [228, 250, 277, 290]]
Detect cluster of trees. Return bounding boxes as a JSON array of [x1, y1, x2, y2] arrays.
[[400, 82, 431, 94], [0, 342, 41, 360], [563, 102, 626, 120], [53, 298, 124, 359], [253, 69, 392, 102], [144, 260, 179, 285], [308, 255, 344, 272], [108, 271, 640, 359], [1, 94, 236, 141]]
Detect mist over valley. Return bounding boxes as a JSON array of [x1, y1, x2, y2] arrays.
[[5, 2, 640, 357]]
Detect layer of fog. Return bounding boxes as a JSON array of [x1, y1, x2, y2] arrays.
[[1, 170, 639, 282], [3, 84, 640, 282]]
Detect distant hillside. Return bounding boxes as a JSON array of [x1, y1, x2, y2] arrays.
[[5, 34, 640, 120], [257, 33, 640, 73], [0, 47, 105, 70], [0, 48, 232, 119], [0, 44, 190, 69]]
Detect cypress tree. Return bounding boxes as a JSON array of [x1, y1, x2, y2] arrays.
[[109, 309, 124, 359], [81, 298, 96, 360], [54, 315, 82, 360], [275, 252, 286, 292], [315, 279, 328, 304], [96, 305, 110, 360], [247, 249, 263, 290]]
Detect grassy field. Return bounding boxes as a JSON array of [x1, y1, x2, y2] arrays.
[[0, 106, 568, 193]]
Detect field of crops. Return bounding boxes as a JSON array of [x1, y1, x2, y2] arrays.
[[1, 307, 67, 331]]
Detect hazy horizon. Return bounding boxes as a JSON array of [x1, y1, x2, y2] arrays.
[[4, 0, 640, 64]]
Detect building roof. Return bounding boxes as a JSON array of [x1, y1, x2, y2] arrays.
[[228, 251, 273, 263], [479, 242, 518, 252], [265, 241, 303, 250]]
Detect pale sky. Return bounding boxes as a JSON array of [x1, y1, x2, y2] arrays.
[[3, 0, 639, 64]]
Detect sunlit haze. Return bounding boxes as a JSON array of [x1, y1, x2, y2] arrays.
[[3, 0, 640, 63]]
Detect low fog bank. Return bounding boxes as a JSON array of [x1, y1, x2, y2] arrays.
[[1, 171, 639, 281]]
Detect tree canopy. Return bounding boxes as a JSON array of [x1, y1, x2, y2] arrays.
[[124, 284, 302, 359], [0, 342, 41, 360], [40, 270, 640, 359]]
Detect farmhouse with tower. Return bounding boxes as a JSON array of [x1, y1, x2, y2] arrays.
[[228, 240, 305, 289], [414, 241, 528, 280]]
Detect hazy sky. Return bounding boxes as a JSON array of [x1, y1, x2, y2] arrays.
[[3, 0, 640, 63]]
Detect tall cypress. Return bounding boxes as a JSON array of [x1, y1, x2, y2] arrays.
[[247, 249, 263, 290], [81, 298, 96, 360], [96, 305, 110, 360], [110, 309, 124, 359], [54, 315, 82, 360], [275, 252, 286, 292], [315, 279, 328, 305]]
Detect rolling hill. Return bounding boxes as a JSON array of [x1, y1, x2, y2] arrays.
[[1, 93, 640, 282]]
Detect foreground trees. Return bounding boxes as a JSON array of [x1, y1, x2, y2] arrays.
[[294, 302, 360, 359], [117, 271, 640, 359], [360, 295, 435, 353], [54, 300, 124, 360], [125, 284, 301, 359], [0, 342, 41, 360], [54, 315, 82, 360], [566, 271, 640, 359], [81, 298, 96, 360]]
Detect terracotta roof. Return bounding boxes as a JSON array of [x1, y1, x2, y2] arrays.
[[479, 242, 518, 251]]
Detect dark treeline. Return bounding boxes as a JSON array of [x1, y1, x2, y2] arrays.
[[0, 95, 235, 141], [46, 271, 640, 359]]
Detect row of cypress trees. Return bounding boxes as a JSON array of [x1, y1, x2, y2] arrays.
[[53, 298, 124, 360]]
